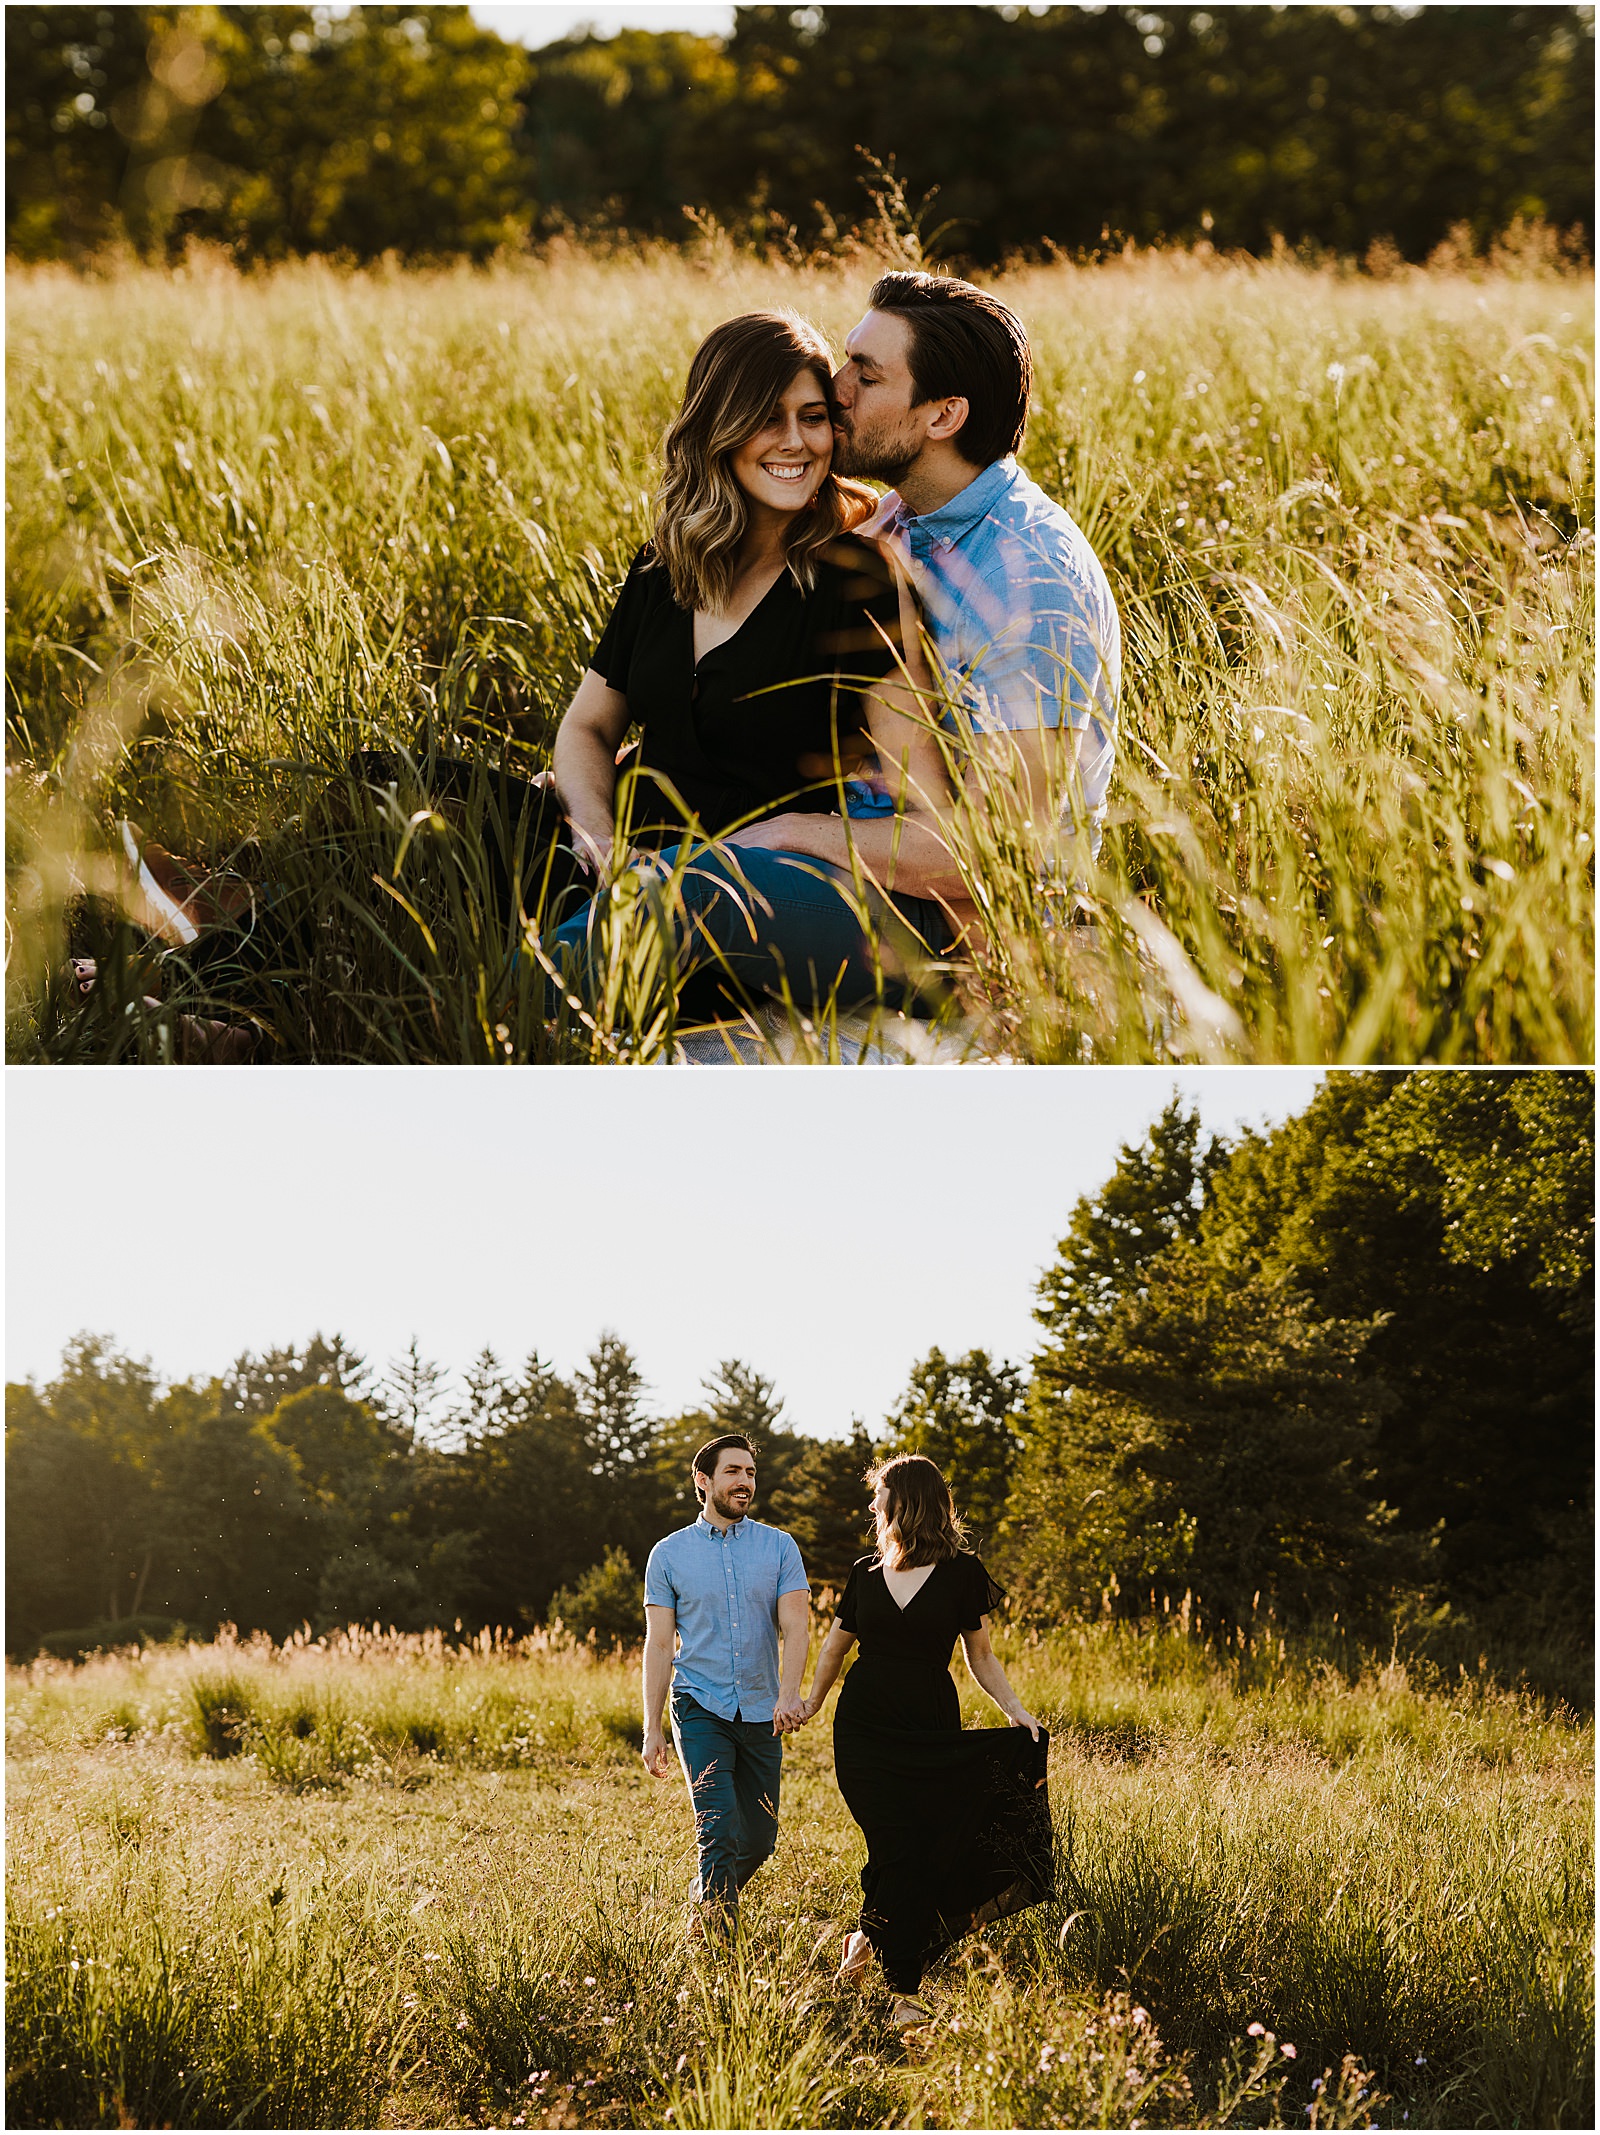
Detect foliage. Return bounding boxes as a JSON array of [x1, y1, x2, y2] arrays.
[[548, 1545, 647, 1649], [5, 4, 530, 261], [1015, 1072, 1594, 1670], [765, 1423, 879, 1590], [5, 7, 1593, 266], [1034, 1094, 1225, 1351], [1017, 1244, 1404, 1627]]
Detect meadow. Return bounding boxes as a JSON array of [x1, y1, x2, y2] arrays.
[[5, 1620, 1592, 2129], [4, 238, 1593, 1063]]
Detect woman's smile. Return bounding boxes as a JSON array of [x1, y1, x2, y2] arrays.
[[730, 363, 835, 512]]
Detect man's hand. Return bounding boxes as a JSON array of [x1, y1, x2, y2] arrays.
[[641, 1726, 673, 1777], [771, 1695, 807, 1736], [720, 813, 824, 856]]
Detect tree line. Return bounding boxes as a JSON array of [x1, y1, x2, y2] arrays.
[[7, 1072, 1592, 1690], [7, 5, 1592, 266]]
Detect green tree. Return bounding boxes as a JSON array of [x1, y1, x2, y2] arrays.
[[766, 1423, 877, 1592], [1198, 1071, 1594, 1633], [6, 4, 532, 260], [1014, 1243, 1402, 1628], [882, 1346, 1024, 1544], [5, 1379, 163, 1641], [379, 1337, 449, 1445], [146, 1383, 321, 1637], [1035, 1094, 1226, 1357], [441, 1351, 601, 1627]]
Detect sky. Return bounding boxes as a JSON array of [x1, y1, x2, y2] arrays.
[[6, 1068, 1325, 1435], [470, 5, 736, 44]]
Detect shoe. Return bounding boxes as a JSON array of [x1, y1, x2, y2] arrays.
[[839, 1930, 871, 1987], [891, 1995, 933, 2030]]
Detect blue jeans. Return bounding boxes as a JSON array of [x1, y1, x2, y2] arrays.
[[670, 1691, 783, 1911], [549, 844, 953, 1018]]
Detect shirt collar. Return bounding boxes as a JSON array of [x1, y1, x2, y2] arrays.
[[885, 456, 1019, 549], [696, 1512, 745, 1540]]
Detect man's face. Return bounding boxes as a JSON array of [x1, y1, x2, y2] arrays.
[[703, 1448, 756, 1522], [832, 309, 932, 484]]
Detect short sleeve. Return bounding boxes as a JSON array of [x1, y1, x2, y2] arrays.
[[643, 1541, 677, 1613], [776, 1530, 810, 1598], [835, 1557, 869, 1636], [958, 1553, 1006, 1631], [589, 546, 656, 690]]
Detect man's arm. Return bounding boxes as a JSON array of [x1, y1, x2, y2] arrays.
[[641, 1602, 677, 1777], [725, 550, 1085, 900], [772, 1587, 812, 1734], [720, 725, 1081, 902]]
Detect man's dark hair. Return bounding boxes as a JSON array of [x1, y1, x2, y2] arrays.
[[868, 270, 1032, 468], [693, 1432, 755, 1502]]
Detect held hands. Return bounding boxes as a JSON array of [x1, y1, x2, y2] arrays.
[[771, 1694, 809, 1737]]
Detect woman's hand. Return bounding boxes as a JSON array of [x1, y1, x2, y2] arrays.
[[1009, 1706, 1042, 1742]]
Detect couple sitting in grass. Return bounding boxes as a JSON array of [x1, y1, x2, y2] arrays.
[[524, 267, 1122, 1024], [642, 1435, 1052, 2033], [90, 269, 1120, 1043]]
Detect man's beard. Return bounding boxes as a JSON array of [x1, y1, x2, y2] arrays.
[[833, 416, 921, 487], [709, 1486, 752, 1523]]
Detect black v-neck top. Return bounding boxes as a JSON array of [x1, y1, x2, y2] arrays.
[[589, 537, 900, 840], [836, 1552, 1006, 1671]]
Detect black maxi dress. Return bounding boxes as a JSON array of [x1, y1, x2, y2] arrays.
[[832, 1552, 1055, 1996]]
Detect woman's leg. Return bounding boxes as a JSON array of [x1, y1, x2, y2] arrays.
[[548, 844, 951, 1018], [858, 1826, 933, 1997]]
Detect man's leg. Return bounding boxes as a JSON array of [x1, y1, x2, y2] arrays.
[[670, 1692, 744, 1915], [730, 1721, 784, 1893]]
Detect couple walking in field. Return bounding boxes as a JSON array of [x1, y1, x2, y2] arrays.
[[641, 1435, 1053, 2031], [106, 267, 1119, 1040]]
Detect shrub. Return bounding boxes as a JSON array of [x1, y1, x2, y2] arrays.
[[548, 1547, 643, 1649]]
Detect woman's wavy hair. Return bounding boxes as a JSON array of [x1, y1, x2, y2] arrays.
[[868, 1453, 970, 1571], [652, 310, 875, 614]]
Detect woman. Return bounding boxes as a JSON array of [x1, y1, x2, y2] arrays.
[[543, 309, 958, 1017], [800, 1455, 1054, 2029]]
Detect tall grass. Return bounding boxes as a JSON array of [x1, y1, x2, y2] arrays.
[[7, 1621, 1591, 2127], [5, 243, 1591, 1061]]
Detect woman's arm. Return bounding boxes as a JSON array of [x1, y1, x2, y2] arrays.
[[550, 668, 633, 879], [801, 1623, 858, 1718], [959, 1619, 1041, 1740]]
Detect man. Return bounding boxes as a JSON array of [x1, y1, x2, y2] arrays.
[[641, 1432, 812, 1937], [725, 268, 1122, 905], [602, 269, 1122, 1012]]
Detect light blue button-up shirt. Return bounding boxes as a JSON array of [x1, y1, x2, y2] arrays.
[[871, 457, 1122, 847], [644, 1514, 809, 1723]]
